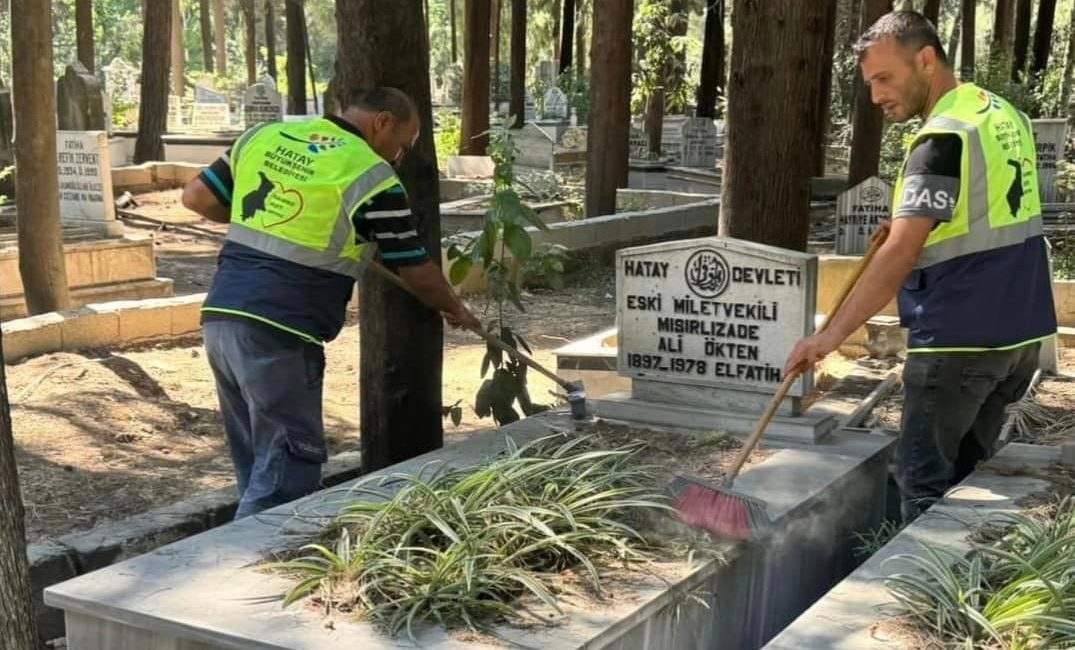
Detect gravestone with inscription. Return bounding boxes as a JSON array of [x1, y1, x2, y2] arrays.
[[679, 117, 719, 168], [661, 114, 689, 165], [514, 123, 556, 171], [57, 62, 107, 131], [1032, 118, 1067, 203], [596, 236, 833, 442], [56, 131, 123, 237], [629, 127, 649, 161], [167, 94, 183, 132], [542, 87, 569, 122], [243, 82, 283, 126], [192, 103, 232, 131], [836, 176, 892, 255]]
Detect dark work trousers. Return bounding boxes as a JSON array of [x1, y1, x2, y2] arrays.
[[896, 342, 1040, 522], [203, 319, 328, 520]]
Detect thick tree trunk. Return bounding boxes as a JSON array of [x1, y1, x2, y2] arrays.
[[199, 0, 214, 73], [509, 0, 525, 126], [1062, 0, 1075, 111], [585, 0, 632, 217], [960, 0, 974, 80], [696, 0, 725, 119], [848, 0, 893, 187], [492, 0, 501, 105], [213, 0, 227, 74], [814, 0, 838, 176], [645, 91, 664, 159], [559, 0, 575, 73], [576, 2, 586, 77], [242, 0, 257, 85], [265, 1, 277, 81], [286, 0, 306, 114], [170, 0, 184, 96], [11, 0, 72, 316], [990, 0, 1015, 78], [135, 0, 172, 164], [720, 0, 838, 251], [1012, 0, 1031, 81], [0, 329, 36, 650], [846, 0, 861, 46], [947, 3, 961, 70], [334, 0, 444, 474], [76, 0, 94, 73], [460, 0, 491, 154], [303, 7, 318, 113], [923, 0, 940, 25], [1030, 0, 1057, 77], [450, 0, 458, 64], [553, 0, 562, 66]]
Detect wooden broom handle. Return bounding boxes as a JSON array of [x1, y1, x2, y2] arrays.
[[721, 228, 890, 486]]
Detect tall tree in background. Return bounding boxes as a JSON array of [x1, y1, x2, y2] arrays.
[[639, 0, 688, 158], [813, 0, 838, 176], [553, 0, 562, 65], [990, 0, 1015, 79], [559, 0, 576, 73], [1012, 0, 1031, 81], [720, 0, 838, 251], [199, 0, 215, 73], [170, 0, 185, 96], [242, 0, 257, 84], [960, 0, 974, 79], [286, 0, 307, 113], [76, 0, 94, 72], [1029, 0, 1057, 77], [334, 0, 445, 474], [585, 0, 632, 217], [0, 330, 36, 650], [1062, 0, 1075, 110], [509, 0, 525, 126], [576, 0, 587, 76], [265, 1, 278, 81], [450, 0, 458, 63], [12, 0, 72, 315], [135, 0, 172, 163], [848, 0, 892, 187], [213, 0, 227, 74], [947, 3, 961, 71], [923, 0, 940, 25], [845, 0, 862, 46], [492, 0, 501, 105], [460, 0, 491, 154], [696, 0, 725, 119]]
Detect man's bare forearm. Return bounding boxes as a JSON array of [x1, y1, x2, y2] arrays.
[[397, 261, 466, 314], [824, 242, 917, 341]]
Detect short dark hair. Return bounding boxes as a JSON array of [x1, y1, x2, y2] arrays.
[[854, 10, 947, 64], [343, 87, 417, 122]]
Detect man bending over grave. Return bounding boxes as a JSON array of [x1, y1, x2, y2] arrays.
[[783, 11, 1056, 522], [181, 87, 480, 519]]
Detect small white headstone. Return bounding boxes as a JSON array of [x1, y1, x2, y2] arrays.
[[514, 123, 556, 171], [192, 103, 231, 131], [243, 82, 283, 126], [680, 117, 719, 168], [524, 91, 536, 122], [447, 155, 496, 179], [629, 127, 649, 160], [167, 94, 183, 131], [662, 114, 689, 164], [56, 130, 121, 236], [194, 81, 228, 104], [836, 176, 892, 255], [617, 237, 817, 407], [1032, 118, 1067, 203], [542, 87, 569, 121]]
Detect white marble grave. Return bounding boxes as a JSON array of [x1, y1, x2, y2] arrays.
[[191, 103, 232, 131], [835, 176, 892, 255], [56, 131, 123, 237], [542, 86, 569, 121], [629, 127, 649, 160], [167, 94, 183, 131], [1032, 118, 1067, 203], [194, 81, 228, 104], [243, 82, 283, 126], [680, 117, 719, 168]]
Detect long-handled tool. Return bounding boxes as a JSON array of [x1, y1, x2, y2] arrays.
[[670, 228, 890, 541], [365, 259, 589, 420]]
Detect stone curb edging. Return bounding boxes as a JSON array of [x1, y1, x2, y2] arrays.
[[29, 450, 364, 645], [2, 293, 207, 364]]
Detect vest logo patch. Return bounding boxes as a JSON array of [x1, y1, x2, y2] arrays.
[[280, 131, 346, 154], [240, 171, 305, 228], [901, 187, 957, 212], [976, 90, 1002, 114]]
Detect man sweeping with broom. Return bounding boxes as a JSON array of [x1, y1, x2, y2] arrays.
[[784, 11, 1057, 522]]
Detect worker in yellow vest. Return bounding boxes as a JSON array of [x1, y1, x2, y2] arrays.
[[785, 12, 1057, 521], [181, 87, 480, 518]]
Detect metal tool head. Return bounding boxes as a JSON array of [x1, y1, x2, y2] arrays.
[[565, 380, 589, 421]]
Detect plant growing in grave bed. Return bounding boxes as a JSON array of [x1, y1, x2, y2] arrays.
[[443, 119, 568, 425], [275, 435, 675, 639], [883, 497, 1075, 648]]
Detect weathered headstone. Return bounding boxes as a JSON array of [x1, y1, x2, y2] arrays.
[[56, 131, 123, 237], [524, 91, 536, 122], [56, 62, 107, 131], [446, 155, 496, 179], [602, 236, 831, 441], [191, 103, 231, 131], [194, 81, 228, 104], [243, 82, 283, 126], [1032, 118, 1067, 203], [558, 127, 587, 153], [542, 87, 569, 121], [537, 60, 558, 86], [167, 94, 184, 132], [662, 114, 689, 165], [629, 127, 649, 160], [835, 176, 892, 255], [102, 57, 139, 104], [514, 123, 556, 171], [679, 117, 719, 168]]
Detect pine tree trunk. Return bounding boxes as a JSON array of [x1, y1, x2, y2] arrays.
[[265, 0, 277, 81], [75, 0, 94, 73], [1030, 0, 1057, 76], [1012, 0, 1031, 81], [286, 0, 306, 114], [11, 0, 72, 316], [575, 1, 586, 77], [696, 0, 725, 119], [0, 328, 36, 650], [450, 0, 458, 64], [846, 0, 862, 46], [460, 0, 491, 154], [848, 0, 892, 187], [303, 8, 318, 113], [491, 0, 501, 105], [242, 0, 257, 84], [923, 0, 940, 25], [948, 3, 961, 70], [645, 91, 664, 159], [814, 0, 838, 176], [552, 0, 562, 67], [509, 0, 525, 127], [585, 0, 632, 217], [334, 0, 445, 474], [213, 0, 227, 74], [559, 0, 575, 73], [1061, 0, 1075, 111], [199, 0, 214, 73], [720, 0, 838, 251], [171, 0, 184, 96], [960, 0, 974, 80], [135, 0, 172, 164], [990, 0, 1015, 79]]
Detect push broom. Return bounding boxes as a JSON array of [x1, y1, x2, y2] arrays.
[[670, 227, 890, 541]]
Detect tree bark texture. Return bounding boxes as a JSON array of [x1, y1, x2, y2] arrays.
[[286, 0, 306, 114], [1030, 0, 1057, 76], [1012, 0, 1031, 80], [696, 0, 725, 119], [991, 0, 1015, 76], [460, 0, 491, 154], [491, 0, 501, 104], [76, 0, 94, 73], [450, 0, 458, 64], [509, 0, 525, 126], [171, 0, 185, 97], [947, 2, 961, 70], [135, 0, 172, 164], [814, 0, 838, 176], [242, 0, 257, 84], [552, 0, 561, 66], [960, 0, 974, 79], [199, 0, 215, 73], [265, 0, 277, 81], [848, 0, 892, 187], [923, 0, 940, 25], [213, 0, 227, 74], [846, 0, 861, 46], [584, 0, 632, 217], [575, 2, 586, 77], [559, 0, 575, 73]]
